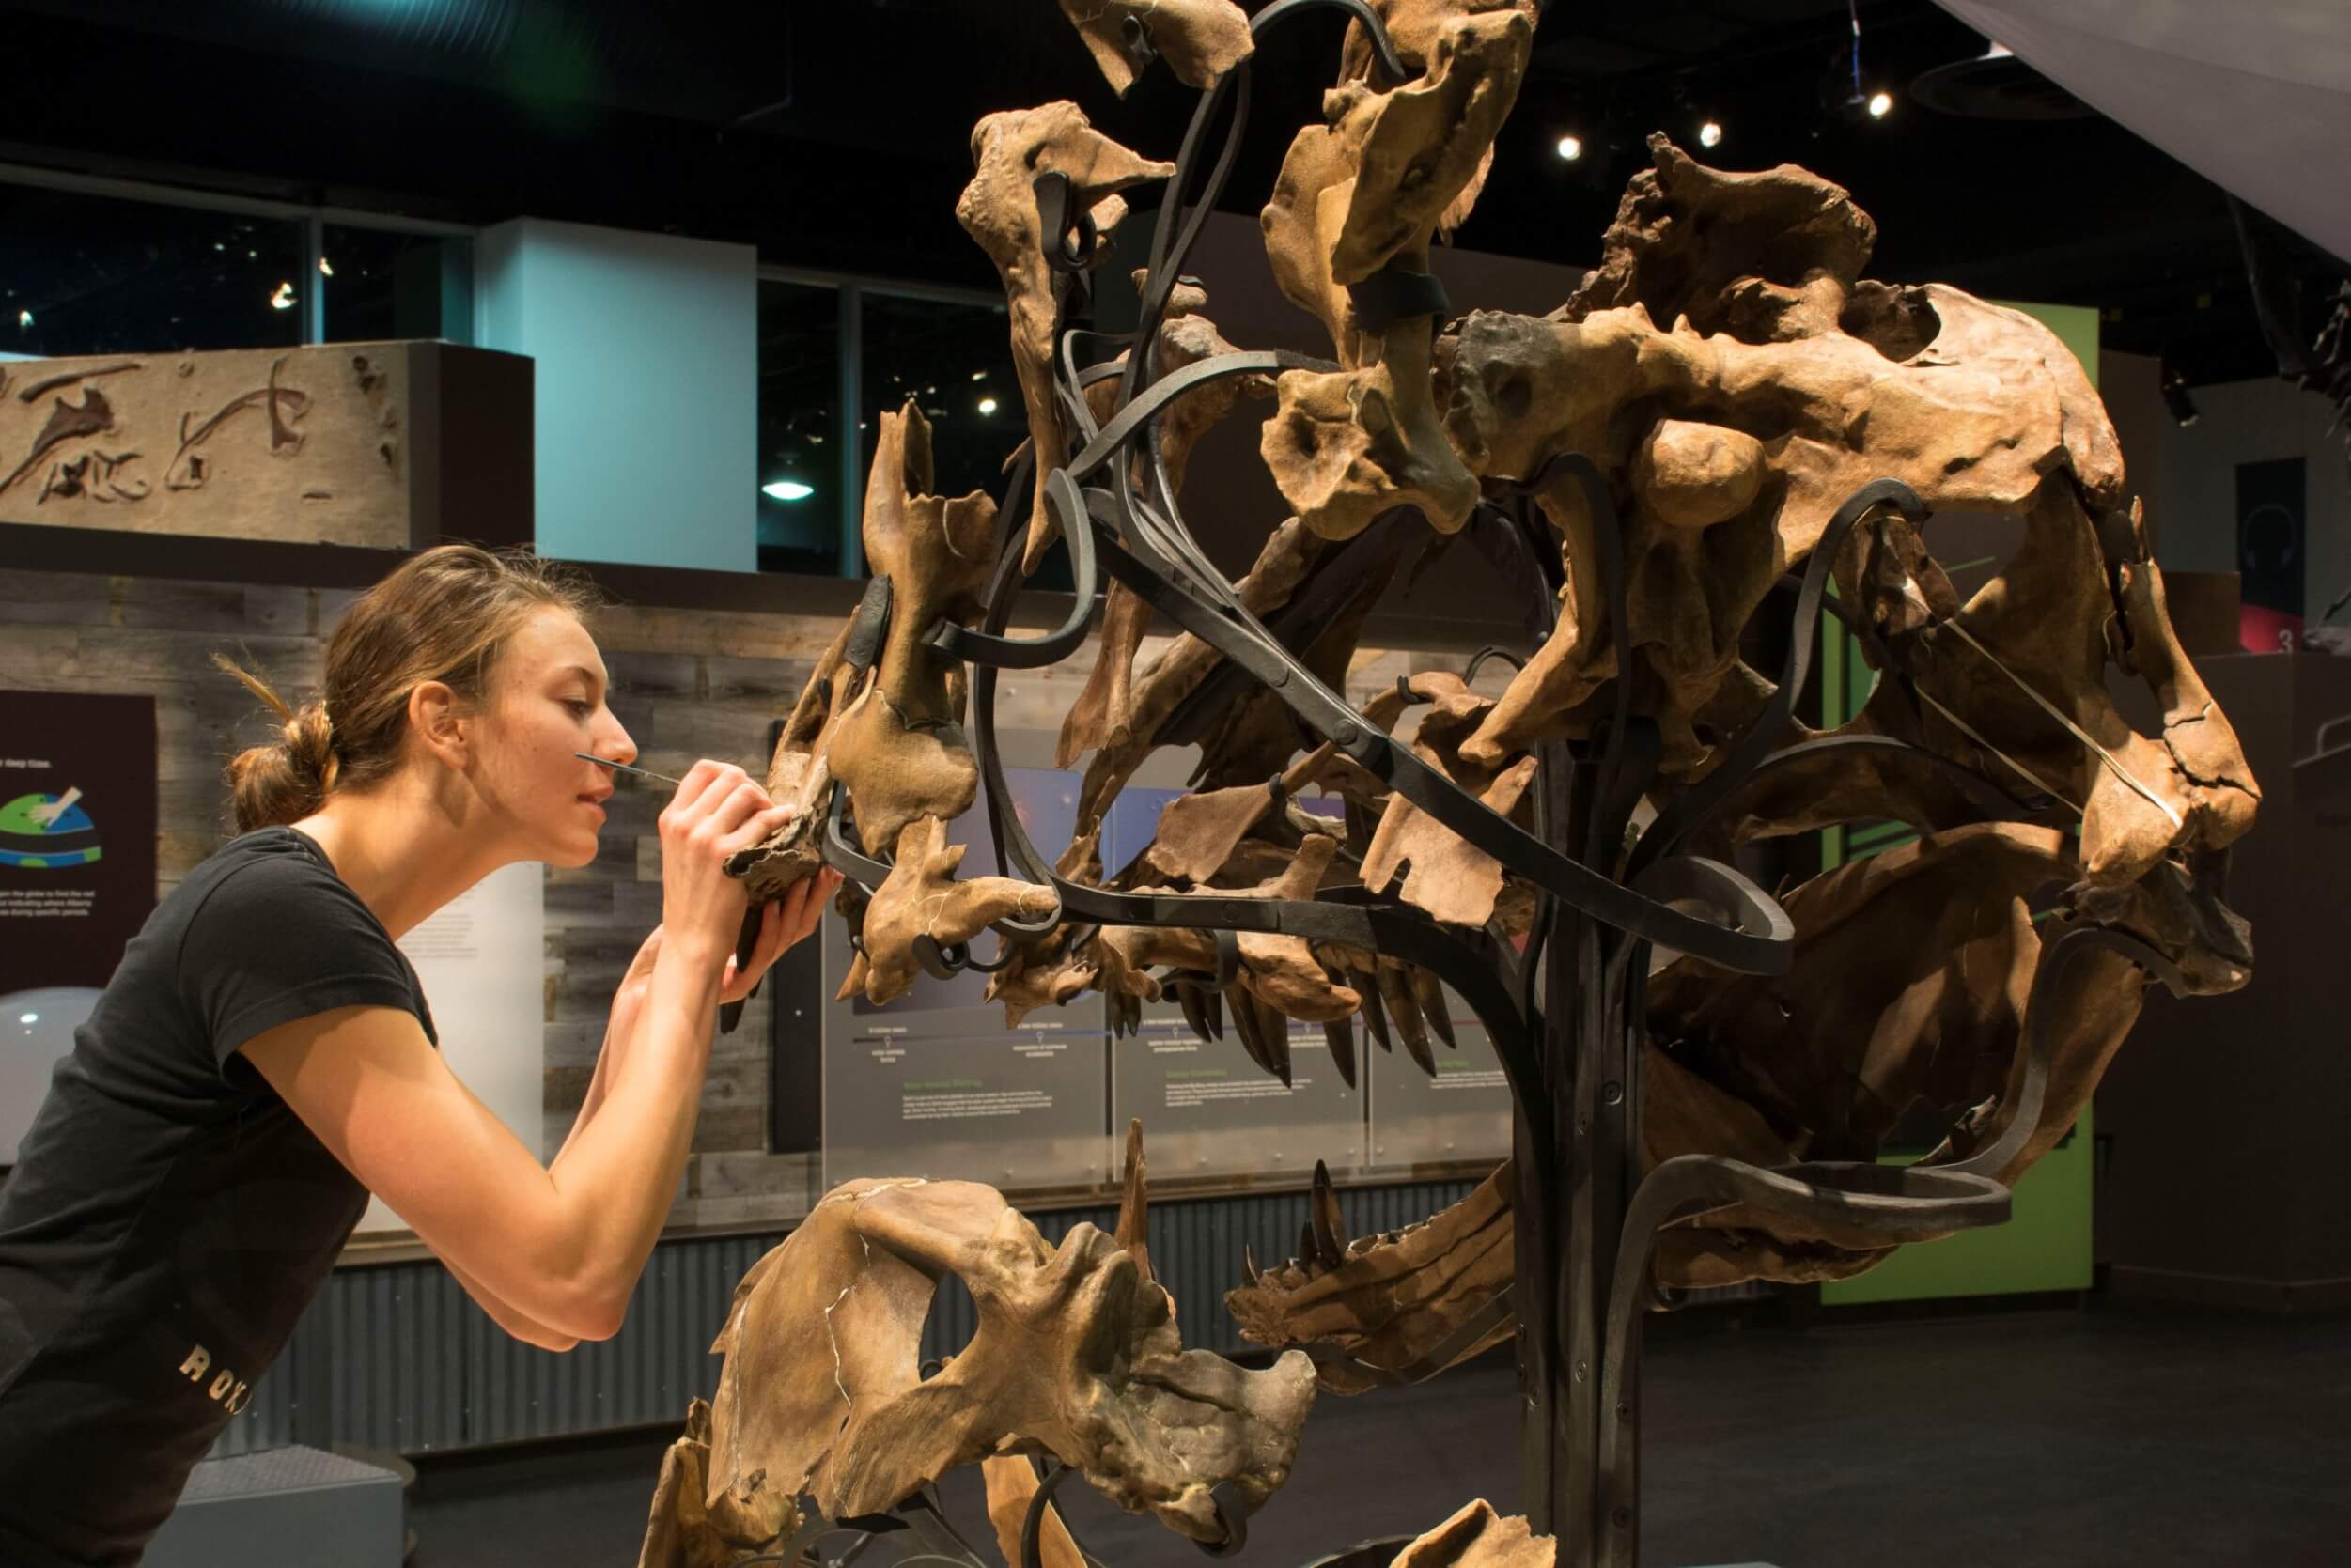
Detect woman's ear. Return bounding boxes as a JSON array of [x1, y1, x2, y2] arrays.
[[409, 680, 469, 770]]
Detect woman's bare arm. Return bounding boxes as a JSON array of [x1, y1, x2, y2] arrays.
[[241, 875, 826, 1342], [240, 955, 716, 1343], [442, 1254, 581, 1352]]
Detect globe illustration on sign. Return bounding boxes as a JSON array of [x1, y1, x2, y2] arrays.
[[0, 789, 101, 869]]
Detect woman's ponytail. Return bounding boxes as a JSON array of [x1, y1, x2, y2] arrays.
[[214, 655, 341, 832]]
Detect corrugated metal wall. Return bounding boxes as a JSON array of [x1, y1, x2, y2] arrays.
[[209, 1178, 1483, 1458]]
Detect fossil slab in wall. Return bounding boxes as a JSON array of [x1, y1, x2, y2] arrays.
[[0, 340, 529, 550]]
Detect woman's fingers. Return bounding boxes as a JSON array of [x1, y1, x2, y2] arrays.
[[666, 758, 733, 819], [718, 899, 783, 1004], [714, 868, 845, 1001], [705, 781, 775, 839], [788, 869, 837, 947], [753, 894, 787, 969]]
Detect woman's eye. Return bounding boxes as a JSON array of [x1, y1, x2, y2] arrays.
[[563, 699, 595, 718]]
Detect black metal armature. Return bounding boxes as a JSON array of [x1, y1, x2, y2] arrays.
[[806, 5, 2203, 1565]]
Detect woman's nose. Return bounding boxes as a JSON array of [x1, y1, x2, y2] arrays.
[[603, 716, 639, 769]]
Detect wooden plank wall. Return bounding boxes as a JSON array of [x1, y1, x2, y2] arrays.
[[0, 567, 1459, 1234]]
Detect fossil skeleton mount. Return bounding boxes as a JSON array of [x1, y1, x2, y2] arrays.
[[644, 3, 2259, 1567]]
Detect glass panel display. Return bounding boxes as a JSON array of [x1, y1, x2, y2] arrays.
[[820, 768, 1109, 1191], [1103, 785, 1367, 1182]]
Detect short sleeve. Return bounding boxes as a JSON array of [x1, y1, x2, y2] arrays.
[[178, 855, 429, 1070]]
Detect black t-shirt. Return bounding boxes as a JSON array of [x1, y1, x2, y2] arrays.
[[0, 826, 436, 1567]]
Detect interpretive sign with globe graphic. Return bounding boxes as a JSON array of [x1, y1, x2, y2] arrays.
[[0, 788, 102, 869], [0, 692, 155, 1000]]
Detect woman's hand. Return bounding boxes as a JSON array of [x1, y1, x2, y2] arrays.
[[656, 761, 795, 962], [718, 866, 842, 1002]]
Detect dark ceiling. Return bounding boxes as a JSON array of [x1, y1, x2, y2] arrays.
[[2, 0, 2341, 384]]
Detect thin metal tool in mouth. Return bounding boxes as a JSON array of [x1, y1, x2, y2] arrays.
[[574, 752, 686, 787]]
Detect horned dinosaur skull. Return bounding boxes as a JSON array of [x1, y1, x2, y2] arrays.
[[638, 1135, 1315, 1567]]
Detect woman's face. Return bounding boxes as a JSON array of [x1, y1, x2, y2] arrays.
[[475, 606, 637, 868]]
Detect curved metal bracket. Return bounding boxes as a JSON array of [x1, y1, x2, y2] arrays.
[[1628, 477, 1929, 877], [927, 467, 1103, 670], [1250, 0, 1410, 82]]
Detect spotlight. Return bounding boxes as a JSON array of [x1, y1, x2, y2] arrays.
[[270, 282, 296, 311], [2160, 367, 2201, 427], [1698, 120, 1724, 149], [1867, 89, 1893, 118], [977, 396, 1000, 416], [15, 310, 29, 330], [318, 256, 335, 277], [1555, 133, 1582, 162], [762, 479, 816, 502]]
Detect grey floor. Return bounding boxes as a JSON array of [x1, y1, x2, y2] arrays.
[[405, 1304, 2351, 1568]]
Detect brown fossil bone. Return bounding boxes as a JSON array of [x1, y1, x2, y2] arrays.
[[1387, 1499, 1555, 1568], [1358, 673, 1540, 928], [1258, 4, 1534, 539], [1641, 822, 2250, 1284], [1114, 1116, 1152, 1274], [735, 399, 1000, 904], [639, 1397, 770, 1568], [848, 815, 1062, 1006], [1226, 1160, 1514, 1395], [973, 1118, 1160, 1568], [1842, 489, 2256, 889], [1096, 833, 1362, 1027], [982, 1456, 1086, 1568], [1059, 294, 1276, 769], [1064, 514, 1328, 864], [1137, 780, 1284, 885], [988, 919, 1106, 1028], [957, 102, 1175, 572], [654, 1175, 1314, 1558], [1338, 1, 1545, 240], [1697, 490, 2260, 891], [1058, 0, 1253, 95], [728, 614, 855, 904], [1430, 135, 2154, 778], [825, 400, 1000, 860]]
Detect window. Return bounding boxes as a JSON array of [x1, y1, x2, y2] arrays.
[[858, 288, 1018, 518], [0, 181, 305, 358], [2, 172, 475, 364], [755, 276, 1038, 582], [756, 277, 845, 575], [319, 225, 474, 346]]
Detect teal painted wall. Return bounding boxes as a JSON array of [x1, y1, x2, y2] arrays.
[[475, 218, 756, 572]]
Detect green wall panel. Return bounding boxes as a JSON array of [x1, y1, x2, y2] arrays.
[[1821, 1111, 2094, 1305]]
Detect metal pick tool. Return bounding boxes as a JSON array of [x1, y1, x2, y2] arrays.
[[574, 753, 687, 787], [577, 750, 776, 1036]]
